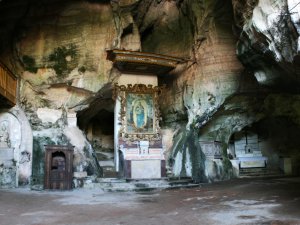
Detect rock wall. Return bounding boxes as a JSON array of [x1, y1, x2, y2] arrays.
[[1, 0, 120, 187], [231, 0, 300, 175], [234, 0, 300, 88], [149, 0, 244, 181], [141, 0, 300, 180]]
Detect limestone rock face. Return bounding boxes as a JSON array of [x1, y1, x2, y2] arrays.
[[228, 0, 300, 177], [149, 0, 243, 181], [17, 2, 117, 109], [0, 1, 123, 185], [234, 0, 300, 87], [134, 0, 194, 57]]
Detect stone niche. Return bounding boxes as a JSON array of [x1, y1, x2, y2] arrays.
[[0, 107, 32, 187]]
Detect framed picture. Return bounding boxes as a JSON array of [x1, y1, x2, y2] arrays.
[[114, 84, 164, 141], [126, 93, 154, 134]]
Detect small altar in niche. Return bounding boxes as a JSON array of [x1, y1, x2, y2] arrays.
[[228, 129, 268, 172], [108, 50, 183, 179]]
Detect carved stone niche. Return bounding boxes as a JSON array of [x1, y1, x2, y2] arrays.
[[44, 145, 74, 190]]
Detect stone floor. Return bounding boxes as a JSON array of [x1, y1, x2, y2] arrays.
[[1, 177, 300, 225]]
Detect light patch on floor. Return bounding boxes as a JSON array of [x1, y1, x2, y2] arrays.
[[21, 211, 59, 216], [208, 199, 282, 225], [183, 196, 215, 201], [54, 189, 141, 207]]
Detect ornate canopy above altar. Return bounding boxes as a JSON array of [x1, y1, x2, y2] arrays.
[[107, 49, 184, 75]]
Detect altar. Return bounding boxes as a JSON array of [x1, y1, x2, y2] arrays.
[[238, 156, 267, 168], [114, 77, 165, 179], [107, 50, 183, 179], [231, 129, 268, 171]]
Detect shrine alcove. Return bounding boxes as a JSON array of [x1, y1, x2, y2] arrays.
[[228, 117, 300, 176]]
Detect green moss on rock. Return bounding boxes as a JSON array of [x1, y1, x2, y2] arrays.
[[22, 55, 38, 73], [170, 127, 207, 183], [31, 136, 55, 186], [48, 44, 78, 78], [187, 129, 207, 183]]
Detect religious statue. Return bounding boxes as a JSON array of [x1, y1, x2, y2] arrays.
[[133, 101, 147, 129], [0, 122, 10, 148]]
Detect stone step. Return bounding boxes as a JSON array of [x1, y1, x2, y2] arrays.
[[96, 178, 127, 183], [168, 178, 194, 186], [83, 177, 199, 192], [239, 167, 267, 173], [96, 152, 114, 161], [239, 168, 283, 178], [102, 167, 118, 178], [99, 160, 115, 167]]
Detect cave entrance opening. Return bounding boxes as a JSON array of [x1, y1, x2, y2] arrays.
[[85, 109, 115, 177], [77, 91, 116, 178]]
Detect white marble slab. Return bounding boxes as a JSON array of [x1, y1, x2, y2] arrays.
[[131, 160, 161, 179], [239, 156, 267, 168]]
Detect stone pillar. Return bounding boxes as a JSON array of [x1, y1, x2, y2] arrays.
[[114, 98, 121, 172]]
